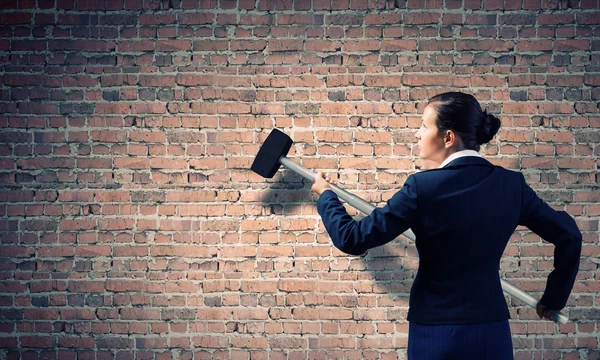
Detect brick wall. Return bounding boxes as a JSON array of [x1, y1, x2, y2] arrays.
[[0, 0, 599, 358]]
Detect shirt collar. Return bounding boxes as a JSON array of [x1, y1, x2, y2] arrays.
[[439, 149, 483, 168]]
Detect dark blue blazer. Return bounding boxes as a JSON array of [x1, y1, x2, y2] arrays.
[[317, 156, 582, 325]]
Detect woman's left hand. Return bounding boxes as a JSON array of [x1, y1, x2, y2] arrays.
[[312, 171, 337, 196], [536, 301, 558, 323]]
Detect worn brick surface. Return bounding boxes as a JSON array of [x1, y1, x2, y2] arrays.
[[0, 0, 599, 358]]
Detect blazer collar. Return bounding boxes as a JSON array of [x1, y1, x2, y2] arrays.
[[442, 156, 494, 168], [439, 149, 482, 168]]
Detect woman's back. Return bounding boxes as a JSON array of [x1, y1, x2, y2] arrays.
[[408, 156, 523, 324]]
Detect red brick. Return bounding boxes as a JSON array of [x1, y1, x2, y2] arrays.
[[268, 39, 303, 52], [457, 39, 513, 51], [521, 158, 557, 169], [558, 158, 595, 169], [114, 158, 150, 169], [20, 336, 56, 348], [17, 102, 58, 114], [76, 245, 111, 257], [555, 40, 589, 51], [418, 40, 453, 51], [67, 281, 105, 293], [95, 103, 130, 115], [404, 12, 441, 24], [58, 337, 95, 349], [0, 12, 32, 24], [515, 40, 553, 51], [231, 40, 267, 51], [49, 40, 115, 52], [179, 13, 214, 24], [344, 40, 380, 51], [76, 158, 112, 169], [407, 74, 459, 86], [139, 75, 176, 87], [0, 246, 36, 257], [59, 219, 96, 231], [121, 308, 161, 320], [119, 40, 154, 52], [152, 245, 215, 257], [131, 103, 167, 114], [140, 14, 176, 25], [546, 75, 583, 87], [98, 219, 134, 230], [100, 75, 138, 87], [193, 335, 230, 348], [24, 309, 59, 320], [306, 40, 342, 52], [38, 246, 75, 257]]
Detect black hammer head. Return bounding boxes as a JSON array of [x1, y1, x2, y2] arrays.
[[251, 128, 293, 178]]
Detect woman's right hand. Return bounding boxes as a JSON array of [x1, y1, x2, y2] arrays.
[[536, 301, 558, 322]]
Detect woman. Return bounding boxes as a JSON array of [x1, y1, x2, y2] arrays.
[[311, 92, 582, 359]]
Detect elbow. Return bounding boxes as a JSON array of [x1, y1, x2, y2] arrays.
[[333, 235, 367, 256], [341, 247, 367, 257], [330, 221, 367, 256], [566, 213, 583, 253], [565, 229, 583, 260], [341, 249, 367, 257], [574, 232, 583, 254], [571, 220, 583, 252], [333, 240, 366, 256]]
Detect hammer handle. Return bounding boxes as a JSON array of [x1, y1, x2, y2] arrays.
[[279, 156, 569, 324]]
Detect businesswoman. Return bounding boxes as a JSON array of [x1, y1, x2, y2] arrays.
[[311, 92, 582, 359]]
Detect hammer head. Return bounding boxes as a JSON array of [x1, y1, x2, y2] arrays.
[[251, 128, 293, 178]]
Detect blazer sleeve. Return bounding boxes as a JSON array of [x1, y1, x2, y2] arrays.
[[518, 173, 582, 311], [316, 174, 419, 256]]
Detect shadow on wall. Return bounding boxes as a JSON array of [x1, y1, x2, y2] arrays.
[[256, 169, 315, 216], [256, 167, 418, 322], [356, 234, 419, 320]]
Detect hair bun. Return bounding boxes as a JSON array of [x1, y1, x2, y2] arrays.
[[476, 110, 501, 145]]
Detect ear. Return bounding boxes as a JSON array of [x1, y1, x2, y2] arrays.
[[443, 130, 456, 149]]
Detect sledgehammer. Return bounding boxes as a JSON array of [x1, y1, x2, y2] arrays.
[[251, 128, 568, 324]]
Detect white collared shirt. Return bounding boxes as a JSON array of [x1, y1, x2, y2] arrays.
[[439, 149, 483, 168]]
